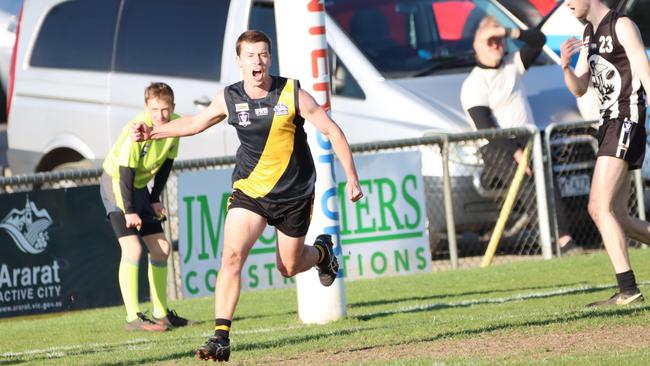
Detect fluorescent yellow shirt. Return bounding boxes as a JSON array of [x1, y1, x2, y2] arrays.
[[102, 111, 180, 188]]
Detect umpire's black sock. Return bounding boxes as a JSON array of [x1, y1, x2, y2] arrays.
[[616, 270, 640, 295], [214, 318, 232, 339]]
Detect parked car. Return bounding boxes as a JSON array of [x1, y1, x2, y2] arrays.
[[0, 0, 22, 121], [7, 0, 583, 254], [496, 0, 558, 28]]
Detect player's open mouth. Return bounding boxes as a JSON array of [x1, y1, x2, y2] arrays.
[[252, 70, 262, 78]]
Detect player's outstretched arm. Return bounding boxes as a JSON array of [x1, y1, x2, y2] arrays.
[[616, 17, 650, 102], [298, 89, 363, 202], [560, 36, 591, 97], [132, 91, 228, 141]]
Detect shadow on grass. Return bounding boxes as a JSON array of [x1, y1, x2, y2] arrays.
[[0, 325, 380, 365], [0, 337, 191, 365], [98, 305, 650, 363], [349, 282, 588, 308], [352, 284, 620, 321], [4, 302, 648, 364], [0, 360, 23, 365], [234, 325, 379, 352], [342, 305, 650, 355], [95, 350, 194, 366], [234, 309, 297, 321]]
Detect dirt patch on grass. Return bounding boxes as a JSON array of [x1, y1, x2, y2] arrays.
[[243, 324, 650, 365]]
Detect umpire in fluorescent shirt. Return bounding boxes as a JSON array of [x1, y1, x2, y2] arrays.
[[100, 82, 192, 332]]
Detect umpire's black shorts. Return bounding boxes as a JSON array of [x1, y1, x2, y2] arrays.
[[597, 114, 646, 171], [99, 172, 164, 238], [228, 189, 314, 238]]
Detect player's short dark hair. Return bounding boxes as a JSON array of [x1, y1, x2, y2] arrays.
[[144, 82, 174, 105], [236, 30, 272, 56]]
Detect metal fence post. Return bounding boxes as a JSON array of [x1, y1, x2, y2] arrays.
[[162, 186, 180, 300], [442, 137, 458, 269], [533, 129, 553, 259], [633, 170, 647, 249], [633, 169, 646, 221], [543, 123, 560, 253]]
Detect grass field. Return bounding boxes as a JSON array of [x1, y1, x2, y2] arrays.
[[3, 248, 650, 365]]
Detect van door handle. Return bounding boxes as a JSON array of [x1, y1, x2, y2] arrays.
[[193, 96, 211, 107]]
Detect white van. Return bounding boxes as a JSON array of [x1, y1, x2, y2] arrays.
[[7, 0, 583, 242], [7, 0, 582, 172]]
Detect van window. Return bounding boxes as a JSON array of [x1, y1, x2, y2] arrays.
[[249, 2, 280, 76], [114, 0, 230, 80], [326, 0, 551, 78], [30, 0, 119, 71], [330, 51, 365, 99]]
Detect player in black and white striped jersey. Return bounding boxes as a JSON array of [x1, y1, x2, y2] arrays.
[[561, 0, 650, 307]]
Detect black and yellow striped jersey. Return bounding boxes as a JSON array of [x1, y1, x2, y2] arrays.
[[224, 76, 316, 203]]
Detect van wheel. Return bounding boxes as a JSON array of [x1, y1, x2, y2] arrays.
[[45, 159, 95, 189]]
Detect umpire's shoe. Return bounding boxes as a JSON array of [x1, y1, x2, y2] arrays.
[[196, 337, 230, 362], [314, 234, 338, 286], [154, 309, 195, 329]]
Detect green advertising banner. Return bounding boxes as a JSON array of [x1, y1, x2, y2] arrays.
[[335, 151, 431, 279], [178, 151, 431, 298]]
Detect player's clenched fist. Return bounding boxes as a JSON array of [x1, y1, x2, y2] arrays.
[[131, 122, 152, 142]]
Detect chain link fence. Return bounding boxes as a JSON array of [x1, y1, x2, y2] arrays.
[[0, 121, 645, 292], [419, 128, 544, 270], [545, 121, 645, 252]]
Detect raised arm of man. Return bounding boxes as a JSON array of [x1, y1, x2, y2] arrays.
[[560, 35, 591, 97], [132, 91, 229, 141]]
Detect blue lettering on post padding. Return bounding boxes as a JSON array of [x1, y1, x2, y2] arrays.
[[320, 187, 339, 220], [316, 131, 332, 149], [318, 153, 336, 182]]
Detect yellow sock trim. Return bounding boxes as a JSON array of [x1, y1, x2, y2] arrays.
[[119, 260, 140, 322], [148, 261, 168, 319], [215, 325, 231, 331], [316, 245, 326, 264]]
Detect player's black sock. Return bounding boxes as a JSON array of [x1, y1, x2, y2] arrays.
[[214, 318, 232, 339], [616, 270, 639, 295]]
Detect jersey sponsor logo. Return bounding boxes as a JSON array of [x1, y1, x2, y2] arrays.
[[588, 55, 621, 110], [235, 103, 249, 112], [273, 103, 289, 116], [0, 196, 53, 254], [237, 111, 251, 127], [255, 107, 268, 116]]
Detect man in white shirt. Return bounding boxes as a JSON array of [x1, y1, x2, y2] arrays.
[[461, 16, 578, 255]]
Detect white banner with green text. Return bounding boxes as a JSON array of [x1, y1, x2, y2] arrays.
[[178, 150, 430, 298]]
